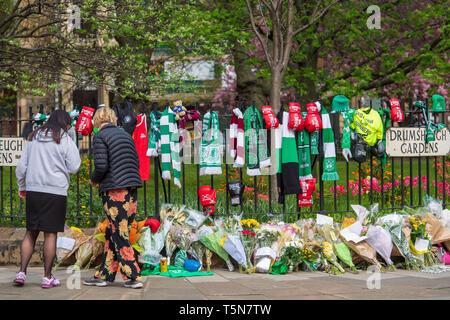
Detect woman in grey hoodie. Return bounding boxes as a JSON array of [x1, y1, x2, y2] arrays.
[[14, 109, 81, 288]]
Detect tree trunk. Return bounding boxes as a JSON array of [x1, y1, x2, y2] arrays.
[[232, 41, 270, 107], [268, 67, 283, 202], [270, 68, 282, 114]]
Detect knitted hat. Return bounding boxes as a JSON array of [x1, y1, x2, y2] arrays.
[[432, 94, 446, 112], [332, 95, 350, 113]]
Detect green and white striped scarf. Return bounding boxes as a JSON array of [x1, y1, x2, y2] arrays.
[[244, 106, 270, 176], [298, 111, 312, 181], [147, 110, 162, 157], [321, 105, 339, 181], [160, 106, 181, 188], [200, 111, 222, 175]]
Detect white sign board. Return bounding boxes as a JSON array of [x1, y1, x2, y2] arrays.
[[386, 127, 450, 157], [0, 138, 25, 166]]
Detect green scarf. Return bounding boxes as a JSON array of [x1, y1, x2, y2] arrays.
[[244, 106, 270, 176], [147, 110, 162, 157], [200, 111, 222, 175], [310, 131, 319, 155], [321, 106, 339, 181], [298, 111, 313, 181], [160, 106, 181, 188], [341, 109, 355, 151]]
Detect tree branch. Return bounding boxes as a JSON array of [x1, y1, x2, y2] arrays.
[[292, 0, 341, 37], [245, 0, 273, 68]]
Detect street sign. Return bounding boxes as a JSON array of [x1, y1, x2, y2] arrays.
[[386, 127, 450, 157], [0, 137, 25, 166]]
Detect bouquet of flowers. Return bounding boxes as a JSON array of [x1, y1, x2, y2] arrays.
[[378, 214, 421, 271], [159, 203, 180, 224], [171, 224, 196, 252], [256, 225, 281, 249], [365, 225, 395, 271], [280, 246, 303, 271], [200, 231, 235, 272], [295, 219, 316, 241], [220, 233, 248, 272], [408, 216, 436, 267], [321, 241, 345, 274], [299, 247, 320, 272], [297, 219, 319, 247], [240, 219, 260, 231], [164, 232, 178, 265], [218, 214, 243, 235], [313, 225, 345, 274], [73, 240, 93, 269], [334, 241, 359, 273], [273, 224, 299, 257], [240, 230, 257, 271]]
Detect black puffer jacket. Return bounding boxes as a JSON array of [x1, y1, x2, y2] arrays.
[[90, 124, 142, 193]]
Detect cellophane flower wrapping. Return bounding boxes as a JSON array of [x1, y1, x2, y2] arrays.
[[171, 224, 196, 252], [365, 225, 394, 266], [138, 226, 166, 266], [164, 232, 177, 265], [85, 237, 104, 269], [254, 247, 277, 273], [221, 234, 247, 268], [217, 214, 244, 235], [315, 225, 345, 273], [334, 242, 358, 273], [256, 224, 281, 249], [74, 240, 93, 269], [240, 230, 257, 269], [273, 224, 298, 258], [188, 225, 213, 268], [378, 214, 421, 271], [297, 219, 319, 248]]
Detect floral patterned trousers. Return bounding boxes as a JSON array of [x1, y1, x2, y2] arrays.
[[95, 188, 142, 282]]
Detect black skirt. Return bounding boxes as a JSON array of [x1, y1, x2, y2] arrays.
[[26, 191, 67, 233]]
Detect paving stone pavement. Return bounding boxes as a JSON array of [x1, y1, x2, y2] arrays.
[[1, 265, 450, 300]]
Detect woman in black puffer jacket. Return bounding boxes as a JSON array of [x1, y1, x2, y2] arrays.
[[83, 106, 143, 289]]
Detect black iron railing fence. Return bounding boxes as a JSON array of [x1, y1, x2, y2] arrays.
[[0, 98, 448, 227]]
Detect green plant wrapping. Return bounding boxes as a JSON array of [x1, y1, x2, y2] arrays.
[[200, 232, 230, 262], [269, 261, 289, 275], [334, 242, 359, 273]]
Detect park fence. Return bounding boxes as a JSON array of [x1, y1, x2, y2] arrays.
[[0, 98, 448, 227]]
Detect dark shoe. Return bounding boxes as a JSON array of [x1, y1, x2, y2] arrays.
[[83, 277, 108, 287], [124, 280, 143, 289]]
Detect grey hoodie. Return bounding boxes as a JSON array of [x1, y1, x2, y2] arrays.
[[16, 130, 81, 196]]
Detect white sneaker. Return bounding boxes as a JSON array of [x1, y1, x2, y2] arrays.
[[124, 280, 143, 289]]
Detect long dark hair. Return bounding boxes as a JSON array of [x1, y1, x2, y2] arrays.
[[28, 109, 72, 144]]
